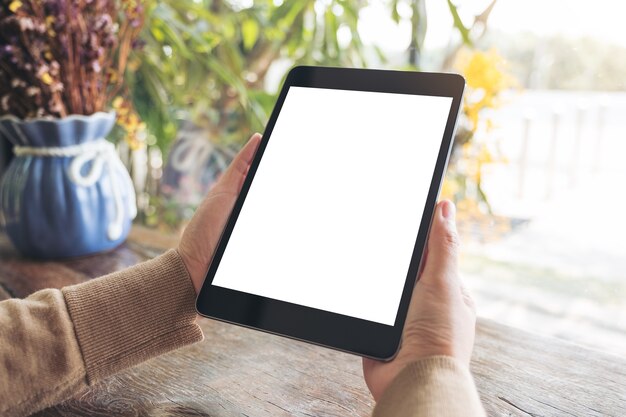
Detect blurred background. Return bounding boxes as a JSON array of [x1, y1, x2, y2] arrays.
[[82, 0, 626, 356]]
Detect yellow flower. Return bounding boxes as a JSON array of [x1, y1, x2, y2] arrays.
[[40, 72, 53, 85], [478, 143, 494, 165], [125, 113, 139, 129], [9, 0, 22, 13], [127, 58, 141, 72], [108, 69, 119, 84], [440, 178, 458, 200], [446, 49, 519, 216], [112, 97, 147, 150], [112, 96, 124, 109], [455, 49, 515, 132], [459, 49, 511, 93]]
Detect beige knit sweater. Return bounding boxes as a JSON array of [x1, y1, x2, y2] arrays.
[[0, 250, 485, 417]]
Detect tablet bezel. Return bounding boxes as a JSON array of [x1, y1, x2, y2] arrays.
[[196, 66, 465, 360]]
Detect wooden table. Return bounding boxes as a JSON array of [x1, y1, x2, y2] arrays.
[[1, 228, 625, 417]]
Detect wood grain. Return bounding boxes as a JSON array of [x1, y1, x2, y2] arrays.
[[473, 322, 626, 416], [1, 226, 624, 417]]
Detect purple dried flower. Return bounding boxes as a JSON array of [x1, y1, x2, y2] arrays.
[[35, 63, 49, 77], [94, 14, 112, 31], [17, 17, 34, 31], [131, 38, 145, 50], [50, 81, 63, 93], [1, 0, 144, 119], [1, 95, 10, 111], [0, 45, 12, 57], [11, 78, 26, 88], [26, 86, 39, 96]]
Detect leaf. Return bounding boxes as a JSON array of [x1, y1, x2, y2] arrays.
[[131, 0, 380, 155], [325, 7, 339, 59], [390, 0, 401, 24], [151, 26, 165, 42], [373, 45, 388, 64], [242, 18, 259, 51], [204, 57, 248, 104], [413, 0, 427, 52], [446, 0, 472, 46], [275, 0, 308, 28]]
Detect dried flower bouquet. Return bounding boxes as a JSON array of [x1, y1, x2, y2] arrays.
[[0, 0, 143, 119]]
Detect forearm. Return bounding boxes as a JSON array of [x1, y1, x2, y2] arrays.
[[0, 249, 203, 417], [372, 356, 486, 417], [0, 288, 87, 417]]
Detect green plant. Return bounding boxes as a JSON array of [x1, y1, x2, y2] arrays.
[[127, 0, 372, 154], [128, 0, 477, 154], [123, 0, 482, 230]]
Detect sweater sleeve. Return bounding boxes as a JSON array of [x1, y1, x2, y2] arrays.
[[0, 249, 203, 417], [372, 356, 486, 417]]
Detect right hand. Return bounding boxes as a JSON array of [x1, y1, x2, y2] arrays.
[[362, 200, 476, 401]]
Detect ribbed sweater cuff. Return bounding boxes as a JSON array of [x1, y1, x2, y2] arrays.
[[62, 249, 203, 384], [373, 356, 486, 417]]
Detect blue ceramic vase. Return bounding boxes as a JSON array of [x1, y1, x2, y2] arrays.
[[0, 112, 137, 259]]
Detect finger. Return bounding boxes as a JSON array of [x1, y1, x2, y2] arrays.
[[420, 200, 460, 285], [459, 278, 476, 313], [215, 133, 262, 192], [416, 245, 429, 283]]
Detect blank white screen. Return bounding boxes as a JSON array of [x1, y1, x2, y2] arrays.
[[212, 86, 452, 325]]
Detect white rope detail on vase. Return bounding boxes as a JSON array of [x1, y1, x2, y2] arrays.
[[13, 139, 137, 241]]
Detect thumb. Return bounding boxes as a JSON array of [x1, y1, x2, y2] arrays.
[[214, 133, 262, 193], [420, 200, 460, 285]]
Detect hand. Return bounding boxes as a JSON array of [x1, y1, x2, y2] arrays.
[[362, 200, 476, 401], [178, 133, 262, 294]]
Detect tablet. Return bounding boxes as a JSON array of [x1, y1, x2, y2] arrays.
[[196, 66, 464, 360]]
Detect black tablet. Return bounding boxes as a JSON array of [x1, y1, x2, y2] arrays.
[[196, 66, 464, 360]]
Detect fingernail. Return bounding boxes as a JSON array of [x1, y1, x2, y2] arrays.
[[441, 200, 456, 220]]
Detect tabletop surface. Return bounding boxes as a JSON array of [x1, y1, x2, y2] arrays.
[[1, 227, 625, 417]]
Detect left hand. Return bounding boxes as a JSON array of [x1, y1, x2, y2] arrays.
[[178, 133, 262, 293]]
